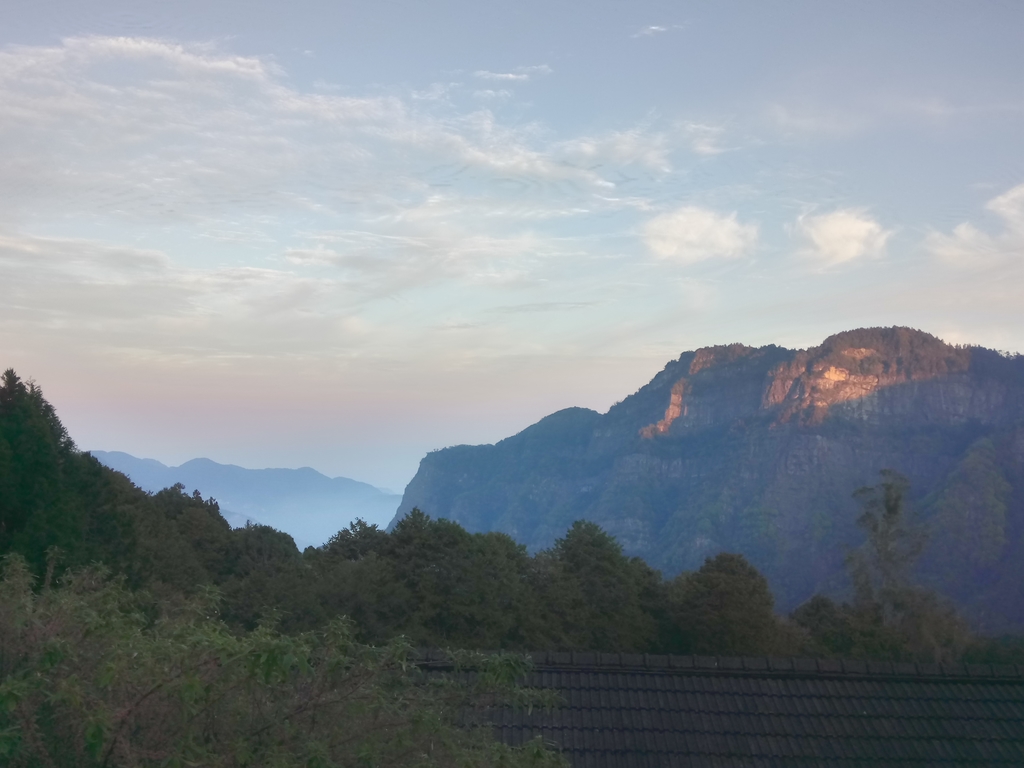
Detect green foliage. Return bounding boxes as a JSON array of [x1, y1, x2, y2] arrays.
[[669, 553, 781, 655], [924, 439, 1011, 576], [811, 327, 971, 379], [0, 370, 137, 577], [793, 471, 972, 663], [388, 511, 513, 646], [846, 470, 926, 609], [0, 554, 566, 768], [527, 521, 665, 652], [323, 518, 389, 561]]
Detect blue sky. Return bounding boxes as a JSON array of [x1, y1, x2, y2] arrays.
[[2, 1, 1023, 491]]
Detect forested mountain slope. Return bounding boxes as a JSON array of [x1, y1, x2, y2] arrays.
[[391, 327, 1024, 630]]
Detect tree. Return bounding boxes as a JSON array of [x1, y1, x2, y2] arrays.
[[0, 370, 136, 577], [846, 470, 925, 611], [382, 510, 538, 649], [923, 439, 1012, 591], [320, 518, 389, 562], [530, 520, 662, 652], [669, 552, 779, 655], [794, 471, 972, 662]]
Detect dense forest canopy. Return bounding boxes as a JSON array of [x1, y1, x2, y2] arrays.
[[1, 366, 1022, 765]]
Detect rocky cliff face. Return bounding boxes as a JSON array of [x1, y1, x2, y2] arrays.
[[391, 328, 1024, 630]]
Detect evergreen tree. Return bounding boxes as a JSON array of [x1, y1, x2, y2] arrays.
[[669, 552, 779, 655], [794, 471, 972, 662], [531, 520, 662, 652], [0, 370, 136, 576]]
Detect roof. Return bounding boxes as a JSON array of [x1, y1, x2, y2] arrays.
[[421, 651, 1024, 767]]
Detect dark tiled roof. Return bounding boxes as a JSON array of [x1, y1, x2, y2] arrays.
[[422, 652, 1024, 767]]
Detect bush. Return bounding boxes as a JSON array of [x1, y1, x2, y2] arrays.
[[0, 554, 564, 768]]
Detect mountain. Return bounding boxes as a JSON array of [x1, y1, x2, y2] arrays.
[[391, 327, 1024, 631], [92, 451, 400, 548]]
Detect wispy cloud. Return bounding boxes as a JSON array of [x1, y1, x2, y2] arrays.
[[6, 33, 958, 382], [631, 24, 685, 39], [679, 122, 731, 156], [0, 37, 658, 306], [473, 65, 552, 82], [0, 37, 684, 370], [926, 183, 1024, 266], [0, 39, 590, 236], [412, 82, 458, 101], [473, 89, 513, 101], [559, 127, 673, 172], [0, 231, 344, 360]]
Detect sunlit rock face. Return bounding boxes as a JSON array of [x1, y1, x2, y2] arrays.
[[392, 328, 1024, 631]]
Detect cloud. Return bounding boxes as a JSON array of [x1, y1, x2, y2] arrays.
[[631, 25, 685, 38], [926, 183, 1024, 266], [473, 65, 552, 82], [411, 82, 457, 101], [679, 122, 730, 156], [559, 127, 672, 173], [0, 36, 737, 369], [0, 231, 349, 360], [0, 38, 597, 233], [643, 206, 757, 264], [0, 36, 661, 306], [795, 209, 890, 267], [473, 89, 512, 101], [284, 223, 584, 297], [474, 71, 528, 82]]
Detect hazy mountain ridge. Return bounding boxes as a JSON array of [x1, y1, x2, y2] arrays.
[[93, 451, 401, 548], [392, 328, 1024, 631]]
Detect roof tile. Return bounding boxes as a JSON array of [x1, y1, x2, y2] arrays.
[[841, 659, 867, 675], [437, 654, 1024, 767], [941, 661, 967, 677], [742, 657, 768, 672], [892, 661, 918, 676], [815, 658, 841, 674], [966, 663, 993, 677], [791, 658, 817, 673], [866, 660, 894, 675]]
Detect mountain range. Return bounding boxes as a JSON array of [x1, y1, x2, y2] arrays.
[[390, 327, 1024, 632], [92, 451, 400, 548]]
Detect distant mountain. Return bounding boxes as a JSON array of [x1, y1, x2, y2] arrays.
[[92, 452, 400, 548], [391, 327, 1024, 632]]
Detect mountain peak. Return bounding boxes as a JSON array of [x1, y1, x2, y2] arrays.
[[637, 327, 975, 436]]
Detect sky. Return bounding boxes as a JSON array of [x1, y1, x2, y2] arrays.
[[1, 0, 1023, 492]]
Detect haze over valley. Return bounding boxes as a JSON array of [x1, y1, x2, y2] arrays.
[[90, 452, 401, 547]]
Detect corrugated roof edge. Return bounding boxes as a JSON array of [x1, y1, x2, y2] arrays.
[[411, 650, 1024, 682]]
